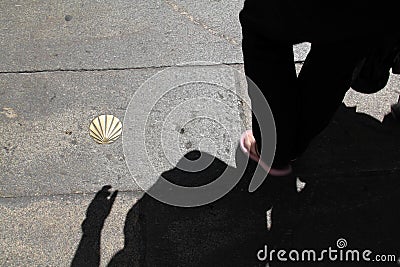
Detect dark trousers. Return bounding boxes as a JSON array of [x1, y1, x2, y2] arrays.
[[240, 25, 368, 168]]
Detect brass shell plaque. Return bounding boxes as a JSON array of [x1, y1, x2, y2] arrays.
[[89, 115, 122, 144]]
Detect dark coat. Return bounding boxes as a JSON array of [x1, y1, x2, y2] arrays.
[[239, 0, 399, 44]]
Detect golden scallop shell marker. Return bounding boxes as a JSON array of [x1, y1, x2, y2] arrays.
[[89, 115, 122, 144]]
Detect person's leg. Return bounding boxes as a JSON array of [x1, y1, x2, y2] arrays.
[[294, 41, 368, 157], [241, 26, 298, 169]]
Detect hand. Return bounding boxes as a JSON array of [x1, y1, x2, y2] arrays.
[[82, 185, 118, 233]]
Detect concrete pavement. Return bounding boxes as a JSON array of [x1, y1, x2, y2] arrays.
[[1, 0, 399, 266]]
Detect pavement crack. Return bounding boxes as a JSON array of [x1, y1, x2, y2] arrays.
[[0, 189, 144, 200], [0, 63, 244, 75], [163, 0, 239, 46], [0, 66, 169, 74]]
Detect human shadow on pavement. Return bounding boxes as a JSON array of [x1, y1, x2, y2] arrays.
[[71, 148, 274, 267], [72, 104, 400, 267], [71, 186, 118, 267]]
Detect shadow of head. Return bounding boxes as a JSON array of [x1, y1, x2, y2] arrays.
[[108, 149, 270, 267]]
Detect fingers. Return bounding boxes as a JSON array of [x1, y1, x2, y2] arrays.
[[244, 132, 259, 156], [85, 185, 118, 222], [108, 190, 118, 206], [244, 132, 252, 150], [102, 185, 112, 191], [94, 185, 118, 203], [94, 185, 112, 199]]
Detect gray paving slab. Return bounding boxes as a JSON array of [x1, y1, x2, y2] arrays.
[[0, 0, 243, 72], [0, 64, 248, 198], [0, 191, 138, 267], [0, 69, 150, 197]]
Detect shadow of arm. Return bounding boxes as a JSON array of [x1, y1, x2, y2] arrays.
[[71, 185, 118, 267]]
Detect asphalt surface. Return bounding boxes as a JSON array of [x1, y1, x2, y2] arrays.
[[1, 0, 400, 266]]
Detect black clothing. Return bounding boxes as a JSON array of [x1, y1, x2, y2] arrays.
[[239, 0, 399, 167], [240, 0, 398, 43]]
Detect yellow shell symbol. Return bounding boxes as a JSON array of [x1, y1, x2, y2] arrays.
[[89, 115, 122, 144]]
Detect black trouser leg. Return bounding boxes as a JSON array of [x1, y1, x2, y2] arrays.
[[241, 28, 298, 168], [294, 41, 367, 156], [242, 22, 368, 165]]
